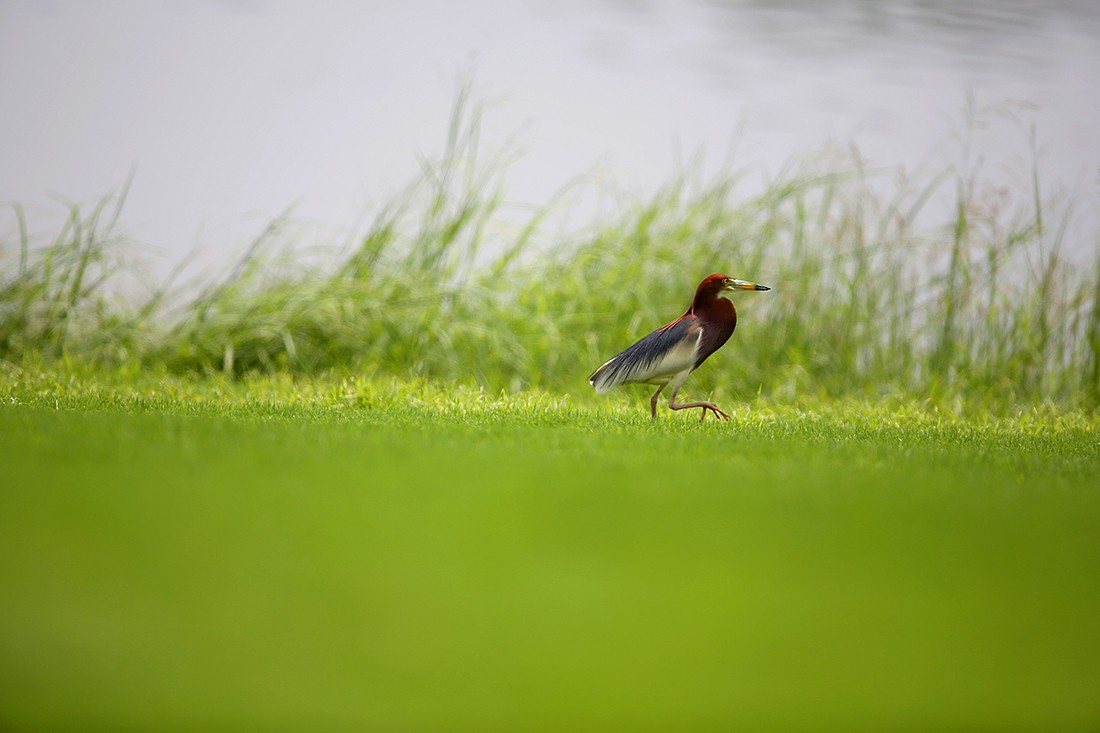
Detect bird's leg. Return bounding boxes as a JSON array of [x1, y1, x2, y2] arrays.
[[649, 384, 666, 419], [670, 400, 730, 421], [669, 401, 730, 421], [667, 385, 730, 421]]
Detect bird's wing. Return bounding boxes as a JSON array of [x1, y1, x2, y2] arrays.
[[589, 316, 702, 393]]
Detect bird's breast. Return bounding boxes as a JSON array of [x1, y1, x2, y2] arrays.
[[693, 300, 737, 367]]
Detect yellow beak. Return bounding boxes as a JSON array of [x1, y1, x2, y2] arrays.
[[730, 279, 770, 291]]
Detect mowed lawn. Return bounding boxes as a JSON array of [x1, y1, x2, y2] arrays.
[[1, 391, 1098, 731]]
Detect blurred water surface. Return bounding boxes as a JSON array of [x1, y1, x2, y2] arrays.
[[1, 0, 1098, 271]]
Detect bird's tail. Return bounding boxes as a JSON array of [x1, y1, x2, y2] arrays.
[[588, 357, 618, 394]]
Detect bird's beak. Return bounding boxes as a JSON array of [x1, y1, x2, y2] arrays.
[[730, 279, 770, 291]]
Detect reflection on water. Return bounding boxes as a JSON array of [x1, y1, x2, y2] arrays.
[[711, 0, 1099, 65], [0, 0, 1097, 266]]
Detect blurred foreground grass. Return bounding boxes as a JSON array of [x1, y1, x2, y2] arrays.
[[1, 369, 1098, 731]]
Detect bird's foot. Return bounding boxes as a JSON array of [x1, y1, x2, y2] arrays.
[[699, 403, 731, 422], [669, 400, 730, 421]]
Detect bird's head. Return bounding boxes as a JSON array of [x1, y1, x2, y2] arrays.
[[701, 273, 771, 296]]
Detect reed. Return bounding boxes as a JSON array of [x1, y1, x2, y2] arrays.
[[2, 93, 1097, 410]]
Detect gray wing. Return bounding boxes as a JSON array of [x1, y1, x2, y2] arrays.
[[589, 316, 702, 393]]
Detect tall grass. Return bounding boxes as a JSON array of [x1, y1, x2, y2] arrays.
[[2, 92, 1098, 410], [0, 182, 154, 363]]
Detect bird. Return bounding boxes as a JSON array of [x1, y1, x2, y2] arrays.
[[589, 273, 770, 421]]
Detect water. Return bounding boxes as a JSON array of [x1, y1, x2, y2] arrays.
[[1, 0, 1098, 276]]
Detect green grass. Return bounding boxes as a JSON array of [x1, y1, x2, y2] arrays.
[[2, 369, 1099, 731], [3, 88, 1099, 729]]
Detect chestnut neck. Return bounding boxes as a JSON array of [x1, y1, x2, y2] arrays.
[[688, 283, 734, 321]]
